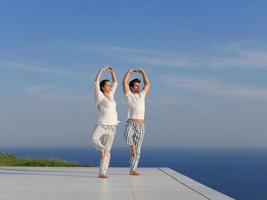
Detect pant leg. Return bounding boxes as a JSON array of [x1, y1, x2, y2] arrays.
[[90, 125, 107, 150], [130, 123, 145, 170], [99, 126, 116, 176], [124, 121, 135, 146]]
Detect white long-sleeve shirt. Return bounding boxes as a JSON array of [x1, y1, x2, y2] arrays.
[[94, 81, 118, 125]]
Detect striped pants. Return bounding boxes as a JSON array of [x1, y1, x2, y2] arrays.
[[90, 124, 116, 176], [124, 120, 145, 170]]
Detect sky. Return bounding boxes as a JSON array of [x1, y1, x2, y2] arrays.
[[0, 0, 267, 148]]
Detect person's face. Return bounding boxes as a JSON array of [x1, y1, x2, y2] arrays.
[[101, 81, 112, 93], [131, 82, 140, 93]]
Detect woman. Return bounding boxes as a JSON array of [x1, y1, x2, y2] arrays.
[[90, 65, 119, 178]]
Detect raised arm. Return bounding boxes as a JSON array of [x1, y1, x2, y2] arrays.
[[94, 66, 108, 103], [95, 65, 108, 82], [139, 69, 150, 95], [122, 69, 134, 94], [107, 66, 118, 84], [107, 66, 118, 95]]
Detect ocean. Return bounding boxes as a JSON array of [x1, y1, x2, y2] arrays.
[[0, 147, 266, 200]]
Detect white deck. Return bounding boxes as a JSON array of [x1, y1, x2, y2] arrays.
[[0, 167, 234, 200]]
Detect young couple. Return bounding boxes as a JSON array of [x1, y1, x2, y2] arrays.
[[90, 65, 150, 178]]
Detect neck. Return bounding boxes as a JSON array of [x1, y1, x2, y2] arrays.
[[131, 90, 139, 94], [103, 92, 110, 97]]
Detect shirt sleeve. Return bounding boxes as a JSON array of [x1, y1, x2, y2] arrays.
[[141, 90, 146, 98], [94, 81, 103, 103], [124, 91, 133, 104]]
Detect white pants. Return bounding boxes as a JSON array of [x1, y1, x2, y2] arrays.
[[90, 124, 116, 176]]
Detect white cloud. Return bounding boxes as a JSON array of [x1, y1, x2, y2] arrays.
[[3, 42, 267, 74], [0, 61, 88, 79], [27, 84, 91, 102], [159, 75, 267, 99], [81, 43, 267, 69], [28, 84, 55, 94], [1, 61, 68, 74]]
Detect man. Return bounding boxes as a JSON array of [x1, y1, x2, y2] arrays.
[[122, 68, 150, 175]]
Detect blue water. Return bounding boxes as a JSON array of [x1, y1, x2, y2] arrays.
[[1, 147, 266, 200]]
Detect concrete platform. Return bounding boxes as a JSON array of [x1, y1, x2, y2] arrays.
[[0, 167, 234, 200]]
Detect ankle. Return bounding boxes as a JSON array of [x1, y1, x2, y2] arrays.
[[98, 174, 108, 178]]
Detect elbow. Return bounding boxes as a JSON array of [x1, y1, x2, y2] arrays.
[[95, 77, 100, 82]]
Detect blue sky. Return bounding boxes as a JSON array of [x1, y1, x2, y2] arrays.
[[0, 0, 267, 148]]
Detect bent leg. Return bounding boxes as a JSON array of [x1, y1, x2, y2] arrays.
[[91, 125, 107, 150], [124, 122, 134, 146]]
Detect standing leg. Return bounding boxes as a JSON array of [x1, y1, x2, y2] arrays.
[[129, 124, 145, 175], [99, 126, 116, 178], [124, 122, 137, 173], [98, 133, 107, 178], [124, 121, 137, 171], [90, 125, 109, 178], [130, 143, 136, 158]]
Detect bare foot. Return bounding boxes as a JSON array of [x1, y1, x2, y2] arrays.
[[98, 174, 109, 178], [129, 169, 140, 176]]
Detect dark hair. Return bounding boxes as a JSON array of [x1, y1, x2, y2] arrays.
[[129, 78, 141, 88], [100, 79, 110, 92]]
